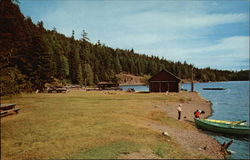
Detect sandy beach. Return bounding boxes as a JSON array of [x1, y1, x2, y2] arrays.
[[120, 91, 224, 159], [162, 91, 224, 159]]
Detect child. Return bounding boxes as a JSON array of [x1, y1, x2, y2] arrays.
[[194, 109, 205, 118]]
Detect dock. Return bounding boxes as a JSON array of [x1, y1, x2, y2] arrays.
[[203, 88, 226, 90]]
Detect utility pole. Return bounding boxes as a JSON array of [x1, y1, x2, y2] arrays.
[[84, 60, 87, 90], [0, 85, 2, 107], [191, 67, 194, 92]]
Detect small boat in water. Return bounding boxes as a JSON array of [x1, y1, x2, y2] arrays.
[[194, 118, 250, 136], [203, 88, 226, 90]]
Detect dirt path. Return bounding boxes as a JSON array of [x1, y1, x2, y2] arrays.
[[120, 91, 224, 159], [137, 118, 224, 159], [161, 91, 213, 121]]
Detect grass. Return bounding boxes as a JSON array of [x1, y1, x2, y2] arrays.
[[148, 111, 194, 130], [72, 140, 138, 159], [179, 97, 192, 103], [1, 91, 207, 159]]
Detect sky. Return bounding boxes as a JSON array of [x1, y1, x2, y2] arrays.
[[19, 0, 249, 71]]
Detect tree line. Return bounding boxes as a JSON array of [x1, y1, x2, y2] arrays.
[[0, 0, 249, 95]]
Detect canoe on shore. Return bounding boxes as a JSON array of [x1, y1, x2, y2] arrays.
[[194, 118, 250, 136]]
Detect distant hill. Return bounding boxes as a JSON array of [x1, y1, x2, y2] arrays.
[[0, 0, 249, 95], [116, 73, 150, 85]]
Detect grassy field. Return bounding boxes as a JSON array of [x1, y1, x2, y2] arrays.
[[1, 91, 209, 159]]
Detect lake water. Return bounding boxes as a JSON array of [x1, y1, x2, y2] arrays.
[[182, 81, 249, 159], [119, 85, 149, 92], [120, 81, 249, 159]]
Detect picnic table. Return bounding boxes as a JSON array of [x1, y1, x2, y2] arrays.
[[0, 103, 20, 115], [48, 87, 67, 93]]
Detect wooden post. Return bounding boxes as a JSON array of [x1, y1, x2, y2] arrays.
[[191, 67, 194, 92], [159, 82, 161, 92], [84, 61, 87, 89], [0, 85, 2, 107], [85, 78, 87, 89]]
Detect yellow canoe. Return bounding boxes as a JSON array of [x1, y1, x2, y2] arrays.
[[195, 118, 250, 136], [205, 119, 246, 125]]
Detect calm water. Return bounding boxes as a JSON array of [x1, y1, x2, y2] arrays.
[[120, 81, 249, 159], [182, 81, 249, 159], [119, 85, 149, 92]]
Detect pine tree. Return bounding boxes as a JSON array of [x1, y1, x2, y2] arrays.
[[114, 54, 122, 73], [1, 0, 247, 96], [70, 43, 83, 84], [94, 74, 99, 84], [0, 0, 31, 69], [29, 34, 53, 89], [83, 63, 94, 85], [81, 29, 89, 42]]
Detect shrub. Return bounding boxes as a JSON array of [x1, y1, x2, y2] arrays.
[[0, 67, 26, 96]]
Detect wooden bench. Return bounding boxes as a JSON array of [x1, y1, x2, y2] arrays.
[[48, 88, 67, 93], [0, 104, 20, 116], [1, 111, 8, 115]]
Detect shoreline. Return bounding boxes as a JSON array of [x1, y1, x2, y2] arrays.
[[120, 90, 224, 159], [119, 83, 147, 86], [195, 91, 213, 119], [157, 91, 224, 159]]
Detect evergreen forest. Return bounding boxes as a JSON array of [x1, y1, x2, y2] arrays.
[[0, 0, 249, 95]]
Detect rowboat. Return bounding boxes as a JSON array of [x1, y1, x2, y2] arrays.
[[194, 118, 250, 136]]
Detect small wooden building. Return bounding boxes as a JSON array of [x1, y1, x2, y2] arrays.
[[149, 70, 181, 92]]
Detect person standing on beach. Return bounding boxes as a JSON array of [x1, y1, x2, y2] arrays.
[[177, 104, 182, 120]]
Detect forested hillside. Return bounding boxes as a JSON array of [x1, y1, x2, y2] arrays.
[[0, 0, 249, 95]]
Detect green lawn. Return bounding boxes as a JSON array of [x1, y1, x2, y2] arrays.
[[1, 91, 207, 159]]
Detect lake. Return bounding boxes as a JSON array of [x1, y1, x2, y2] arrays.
[[182, 81, 249, 159], [120, 81, 249, 159], [119, 85, 149, 92]]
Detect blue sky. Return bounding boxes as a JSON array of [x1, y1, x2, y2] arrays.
[[19, 0, 249, 71]]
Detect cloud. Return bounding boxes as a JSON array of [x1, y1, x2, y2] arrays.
[[107, 34, 161, 48], [20, 0, 249, 70], [122, 12, 248, 30], [40, 0, 247, 39], [137, 36, 249, 70]]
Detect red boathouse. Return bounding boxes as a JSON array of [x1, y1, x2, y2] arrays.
[[149, 70, 181, 92]]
